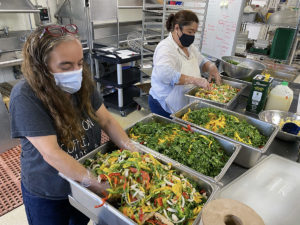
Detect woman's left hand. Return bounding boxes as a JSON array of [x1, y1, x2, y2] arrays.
[[122, 139, 140, 153], [207, 63, 222, 85]]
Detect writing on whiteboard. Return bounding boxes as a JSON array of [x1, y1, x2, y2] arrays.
[[201, 0, 244, 59]]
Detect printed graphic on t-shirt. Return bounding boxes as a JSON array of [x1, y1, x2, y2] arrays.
[[59, 117, 101, 159]]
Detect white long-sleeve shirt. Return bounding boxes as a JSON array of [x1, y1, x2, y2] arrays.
[[149, 33, 209, 113]]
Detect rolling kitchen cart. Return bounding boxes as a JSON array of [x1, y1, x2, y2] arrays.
[[93, 46, 142, 117]]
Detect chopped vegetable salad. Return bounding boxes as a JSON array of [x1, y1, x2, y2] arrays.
[[84, 150, 207, 225], [194, 83, 240, 104]]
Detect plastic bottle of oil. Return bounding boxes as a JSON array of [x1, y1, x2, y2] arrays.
[[265, 81, 293, 111]]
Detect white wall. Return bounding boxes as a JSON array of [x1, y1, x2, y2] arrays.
[[0, 0, 58, 31]]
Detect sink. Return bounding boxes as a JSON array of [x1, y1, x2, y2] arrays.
[[0, 51, 21, 60], [0, 51, 23, 68], [0, 30, 31, 51], [0, 31, 29, 68], [0, 36, 22, 51]]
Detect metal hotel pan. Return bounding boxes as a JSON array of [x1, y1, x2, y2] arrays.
[[59, 142, 219, 225], [125, 113, 241, 182], [185, 79, 247, 109], [171, 101, 279, 168]]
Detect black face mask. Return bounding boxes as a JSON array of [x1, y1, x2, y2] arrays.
[[177, 30, 195, 47]]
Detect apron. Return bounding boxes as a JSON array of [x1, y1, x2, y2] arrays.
[[165, 52, 201, 113]]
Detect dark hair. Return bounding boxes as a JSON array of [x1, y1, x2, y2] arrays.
[[166, 10, 199, 32]]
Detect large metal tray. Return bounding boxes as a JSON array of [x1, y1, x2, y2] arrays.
[[60, 142, 219, 225], [171, 101, 279, 168], [125, 114, 241, 182], [185, 79, 247, 109]]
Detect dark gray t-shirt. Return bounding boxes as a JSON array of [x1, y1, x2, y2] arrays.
[[10, 80, 103, 200]]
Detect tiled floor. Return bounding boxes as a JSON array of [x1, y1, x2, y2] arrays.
[[0, 108, 150, 225]]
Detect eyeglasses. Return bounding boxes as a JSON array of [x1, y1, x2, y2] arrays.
[[39, 24, 78, 39]]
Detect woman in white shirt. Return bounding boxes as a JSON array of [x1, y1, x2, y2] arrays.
[[149, 10, 221, 118]]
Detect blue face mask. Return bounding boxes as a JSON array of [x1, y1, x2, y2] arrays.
[[53, 68, 83, 94]]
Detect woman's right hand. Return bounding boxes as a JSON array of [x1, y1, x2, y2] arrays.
[[90, 178, 111, 198], [192, 77, 210, 90], [81, 169, 110, 197]]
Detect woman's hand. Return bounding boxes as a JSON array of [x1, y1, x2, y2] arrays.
[[207, 63, 222, 85], [90, 179, 111, 198], [81, 169, 111, 197], [121, 139, 140, 153], [192, 77, 211, 90]]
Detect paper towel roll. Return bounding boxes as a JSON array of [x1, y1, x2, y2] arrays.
[[201, 199, 265, 225]]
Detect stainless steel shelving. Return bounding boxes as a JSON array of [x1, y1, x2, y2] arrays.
[[140, 0, 209, 69]]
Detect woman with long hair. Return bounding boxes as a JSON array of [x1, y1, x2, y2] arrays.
[[10, 24, 136, 225], [149, 10, 222, 118]]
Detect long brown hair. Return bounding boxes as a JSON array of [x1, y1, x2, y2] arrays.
[[166, 10, 199, 32], [22, 25, 98, 149]]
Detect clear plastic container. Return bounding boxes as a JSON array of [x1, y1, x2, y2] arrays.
[[265, 81, 293, 111], [216, 155, 300, 225]]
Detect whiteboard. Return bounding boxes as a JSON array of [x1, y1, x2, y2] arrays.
[[201, 0, 245, 59]]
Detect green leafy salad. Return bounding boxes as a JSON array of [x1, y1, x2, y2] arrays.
[[129, 122, 229, 177], [226, 59, 239, 65], [182, 108, 267, 148]]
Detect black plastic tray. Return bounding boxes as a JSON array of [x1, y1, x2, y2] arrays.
[[99, 67, 141, 88], [103, 86, 140, 111]]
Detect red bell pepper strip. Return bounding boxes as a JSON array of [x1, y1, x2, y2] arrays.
[[141, 170, 150, 181], [181, 127, 189, 132], [182, 192, 189, 199], [130, 167, 138, 173], [99, 174, 107, 181], [131, 215, 135, 221], [146, 220, 156, 225], [200, 189, 206, 194], [139, 208, 144, 222], [147, 219, 167, 225], [155, 197, 163, 207], [141, 170, 150, 189], [94, 197, 108, 208], [108, 172, 121, 178], [123, 178, 127, 190]]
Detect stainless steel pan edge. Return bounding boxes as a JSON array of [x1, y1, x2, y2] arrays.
[[125, 113, 241, 183], [170, 101, 279, 168], [185, 79, 247, 109], [60, 172, 136, 225], [59, 142, 219, 225]]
